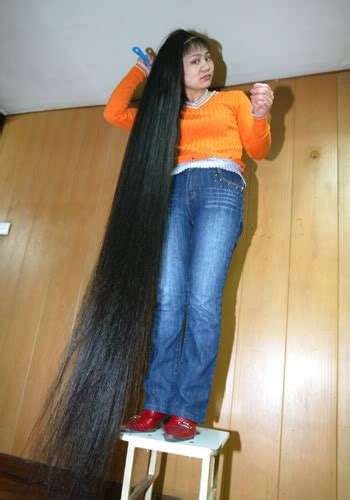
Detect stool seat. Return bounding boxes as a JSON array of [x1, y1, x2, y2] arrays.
[[119, 426, 229, 499]]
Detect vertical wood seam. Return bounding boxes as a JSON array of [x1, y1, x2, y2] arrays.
[[335, 72, 340, 500], [276, 79, 296, 500]]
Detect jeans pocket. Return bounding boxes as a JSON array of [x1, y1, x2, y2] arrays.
[[215, 168, 245, 191]]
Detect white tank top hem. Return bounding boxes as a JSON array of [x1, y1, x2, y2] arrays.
[[171, 158, 246, 186]]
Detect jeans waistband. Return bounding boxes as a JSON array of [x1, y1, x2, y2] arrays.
[[171, 158, 246, 186]]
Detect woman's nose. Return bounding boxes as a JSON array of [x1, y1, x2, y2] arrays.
[[201, 60, 210, 71]]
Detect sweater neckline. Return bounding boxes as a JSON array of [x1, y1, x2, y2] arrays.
[[185, 90, 218, 109]]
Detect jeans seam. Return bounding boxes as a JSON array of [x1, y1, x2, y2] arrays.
[[185, 169, 194, 225]]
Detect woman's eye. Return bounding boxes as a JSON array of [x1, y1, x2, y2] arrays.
[[190, 55, 211, 64]]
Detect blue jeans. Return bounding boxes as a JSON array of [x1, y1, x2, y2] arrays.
[[143, 168, 245, 423]]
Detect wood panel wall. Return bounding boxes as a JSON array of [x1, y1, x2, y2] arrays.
[[0, 70, 349, 500]]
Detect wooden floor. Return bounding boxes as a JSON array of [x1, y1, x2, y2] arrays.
[[0, 468, 175, 500], [0, 453, 179, 500], [0, 470, 44, 499], [0, 470, 120, 499]]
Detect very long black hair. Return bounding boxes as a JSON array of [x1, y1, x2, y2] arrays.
[[25, 29, 210, 499]]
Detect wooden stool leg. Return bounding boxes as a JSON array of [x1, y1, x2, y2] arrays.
[[209, 455, 215, 487], [208, 455, 218, 500], [121, 443, 136, 500], [199, 455, 211, 500], [144, 449, 158, 500]]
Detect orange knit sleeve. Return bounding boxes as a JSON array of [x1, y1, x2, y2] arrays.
[[103, 65, 146, 129], [236, 91, 271, 160]]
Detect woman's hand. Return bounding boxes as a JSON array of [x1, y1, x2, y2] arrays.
[[250, 83, 274, 118], [136, 48, 156, 76]]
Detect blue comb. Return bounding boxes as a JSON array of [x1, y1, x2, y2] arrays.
[[132, 46, 150, 65]]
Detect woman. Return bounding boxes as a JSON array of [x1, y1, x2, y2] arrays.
[[104, 30, 273, 441], [27, 29, 272, 499]]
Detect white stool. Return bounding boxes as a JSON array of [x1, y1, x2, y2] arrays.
[[119, 426, 229, 500]]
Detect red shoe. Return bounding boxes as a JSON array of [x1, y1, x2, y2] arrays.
[[163, 415, 198, 442], [121, 409, 169, 432]]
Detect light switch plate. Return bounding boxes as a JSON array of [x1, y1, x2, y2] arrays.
[[0, 222, 11, 235]]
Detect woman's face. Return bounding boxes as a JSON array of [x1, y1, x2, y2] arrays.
[[182, 46, 214, 93]]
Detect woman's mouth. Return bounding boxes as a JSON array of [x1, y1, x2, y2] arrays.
[[201, 74, 211, 81]]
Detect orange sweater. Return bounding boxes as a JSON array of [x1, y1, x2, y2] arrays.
[[103, 65, 271, 171]]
